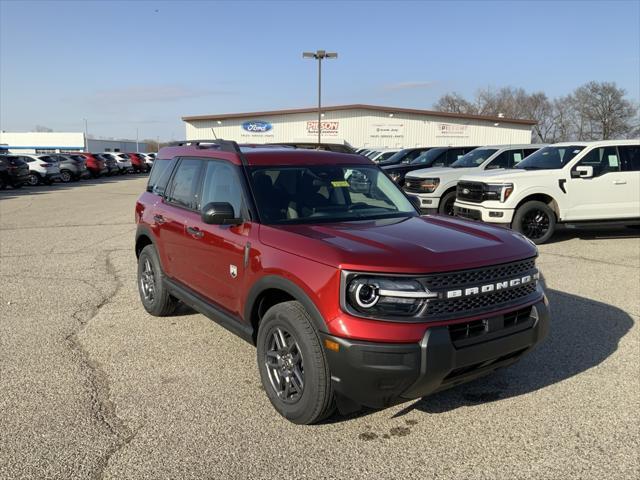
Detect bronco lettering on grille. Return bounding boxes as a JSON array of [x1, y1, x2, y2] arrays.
[[445, 273, 539, 299]]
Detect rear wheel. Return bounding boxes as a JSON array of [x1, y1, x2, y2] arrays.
[[438, 190, 457, 216], [257, 301, 335, 424], [137, 245, 178, 316], [512, 201, 556, 244], [60, 170, 72, 183], [27, 173, 40, 186]]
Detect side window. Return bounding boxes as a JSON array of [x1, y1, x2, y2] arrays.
[[444, 149, 463, 166], [575, 147, 620, 177], [22, 156, 34, 163], [487, 151, 510, 169], [432, 151, 447, 167], [523, 148, 538, 158], [166, 159, 203, 209], [510, 149, 525, 167], [147, 158, 176, 195], [619, 145, 640, 172], [200, 160, 245, 217]]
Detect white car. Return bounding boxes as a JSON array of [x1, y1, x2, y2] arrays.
[[100, 153, 132, 174], [453, 140, 640, 244], [138, 153, 155, 168], [404, 144, 545, 215], [20, 154, 62, 186]]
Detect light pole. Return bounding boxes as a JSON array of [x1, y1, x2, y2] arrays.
[[136, 128, 139, 152], [303, 50, 337, 144], [83, 118, 88, 151]]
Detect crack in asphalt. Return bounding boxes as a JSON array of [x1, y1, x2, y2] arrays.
[[65, 250, 138, 480]]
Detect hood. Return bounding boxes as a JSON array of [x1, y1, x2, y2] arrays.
[[407, 166, 477, 181], [459, 168, 554, 183], [259, 215, 536, 274]]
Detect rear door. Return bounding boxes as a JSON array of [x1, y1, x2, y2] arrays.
[[156, 158, 205, 280], [618, 145, 640, 218], [183, 159, 251, 317]]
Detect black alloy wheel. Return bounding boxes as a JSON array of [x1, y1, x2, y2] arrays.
[[264, 327, 305, 403], [512, 200, 556, 244]]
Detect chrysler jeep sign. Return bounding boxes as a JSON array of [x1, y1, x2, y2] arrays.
[[242, 120, 272, 133]]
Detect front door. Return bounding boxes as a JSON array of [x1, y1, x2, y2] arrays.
[[564, 146, 631, 221], [183, 159, 251, 317]]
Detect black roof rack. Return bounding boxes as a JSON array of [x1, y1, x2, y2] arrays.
[[167, 139, 249, 166]]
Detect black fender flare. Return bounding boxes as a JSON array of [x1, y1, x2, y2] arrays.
[[135, 224, 156, 257], [245, 275, 329, 334]]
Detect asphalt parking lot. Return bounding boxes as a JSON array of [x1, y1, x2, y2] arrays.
[[0, 177, 638, 480]]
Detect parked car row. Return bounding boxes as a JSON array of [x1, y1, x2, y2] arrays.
[[0, 152, 156, 189], [395, 140, 639, 244]]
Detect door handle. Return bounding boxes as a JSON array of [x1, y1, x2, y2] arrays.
[[613, 180, 627, 185], [186, 226, 204, 238], [153, 214, 165, 224]]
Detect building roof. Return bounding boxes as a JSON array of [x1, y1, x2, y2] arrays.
[[182, 103, 536, 126]]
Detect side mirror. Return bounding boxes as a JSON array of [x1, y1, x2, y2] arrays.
[[572, 166, 593, 179], [201, 202, 242, 225]]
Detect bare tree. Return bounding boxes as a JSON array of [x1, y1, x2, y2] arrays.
[[34, 125, 53, 132], [432, 92, 477, 115], [571, 82, 637, 140], [432, 81, 639, 142]]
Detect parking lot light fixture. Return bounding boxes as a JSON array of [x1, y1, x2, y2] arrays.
[[302, 50, 338, 143]]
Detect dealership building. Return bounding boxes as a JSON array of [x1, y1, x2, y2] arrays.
[[183, 104, 535, 148], [0, 132, 147, 154]]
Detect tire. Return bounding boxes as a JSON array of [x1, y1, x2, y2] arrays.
[[512, 201, 556, 244], [60, 170, 73, 183], [137, 245, 178, 316], [27, 173, 40, 186], [438, 190, 457, 216], [257, 301, 335, 424]]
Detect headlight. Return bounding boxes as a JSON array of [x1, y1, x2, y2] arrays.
[[345, 275, 436, 317], [404, 177, 439, 193], [484, 183, 514, 202]]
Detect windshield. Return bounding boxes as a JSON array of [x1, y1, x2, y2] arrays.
[[410, 148, 445, 165], [451, 148, 498, 168], [375, 151, 397, 162], [250, 165, 416, 225], [516, 145, 585, 170], [379, 149, 409, 165]]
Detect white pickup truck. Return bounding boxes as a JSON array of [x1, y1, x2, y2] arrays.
[[453, 140, 640, 244], [404, 144, 544, 215]]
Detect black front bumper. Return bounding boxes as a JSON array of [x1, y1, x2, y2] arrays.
[[322, 299, 549, 410]]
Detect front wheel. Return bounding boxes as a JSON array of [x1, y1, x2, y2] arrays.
[[512, 201, 556, 244], [257, 301, 335, 424], [438, 190, 457, 216]]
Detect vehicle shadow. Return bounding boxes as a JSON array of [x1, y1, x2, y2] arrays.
[[545, 225, 640, 244], [391, 288, 633, 417], [0, 173, 148, 200]]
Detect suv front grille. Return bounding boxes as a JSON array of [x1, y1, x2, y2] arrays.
[[417, 258, 539, 321], [422, 258, 535, 290], [425, 283, 537, 317], [457, 181, 484, 203]]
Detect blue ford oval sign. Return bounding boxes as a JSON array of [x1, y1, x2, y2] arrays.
[[242, 120, 272, 133]]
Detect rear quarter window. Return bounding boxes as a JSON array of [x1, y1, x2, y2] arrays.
[[147, 158, 176, 195]]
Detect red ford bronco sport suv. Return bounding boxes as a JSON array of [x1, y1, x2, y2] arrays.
[[135, 140, 549, 424]]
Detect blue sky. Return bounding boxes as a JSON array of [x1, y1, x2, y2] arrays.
[[1, 0, 638, 141]]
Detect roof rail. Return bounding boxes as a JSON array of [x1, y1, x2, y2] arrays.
[[167, 139, 249, 166]]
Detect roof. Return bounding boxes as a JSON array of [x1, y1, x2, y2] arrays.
[[182, 103, 537, 126], [158, 144, 371, 166], [551, 139, 639, 147]]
